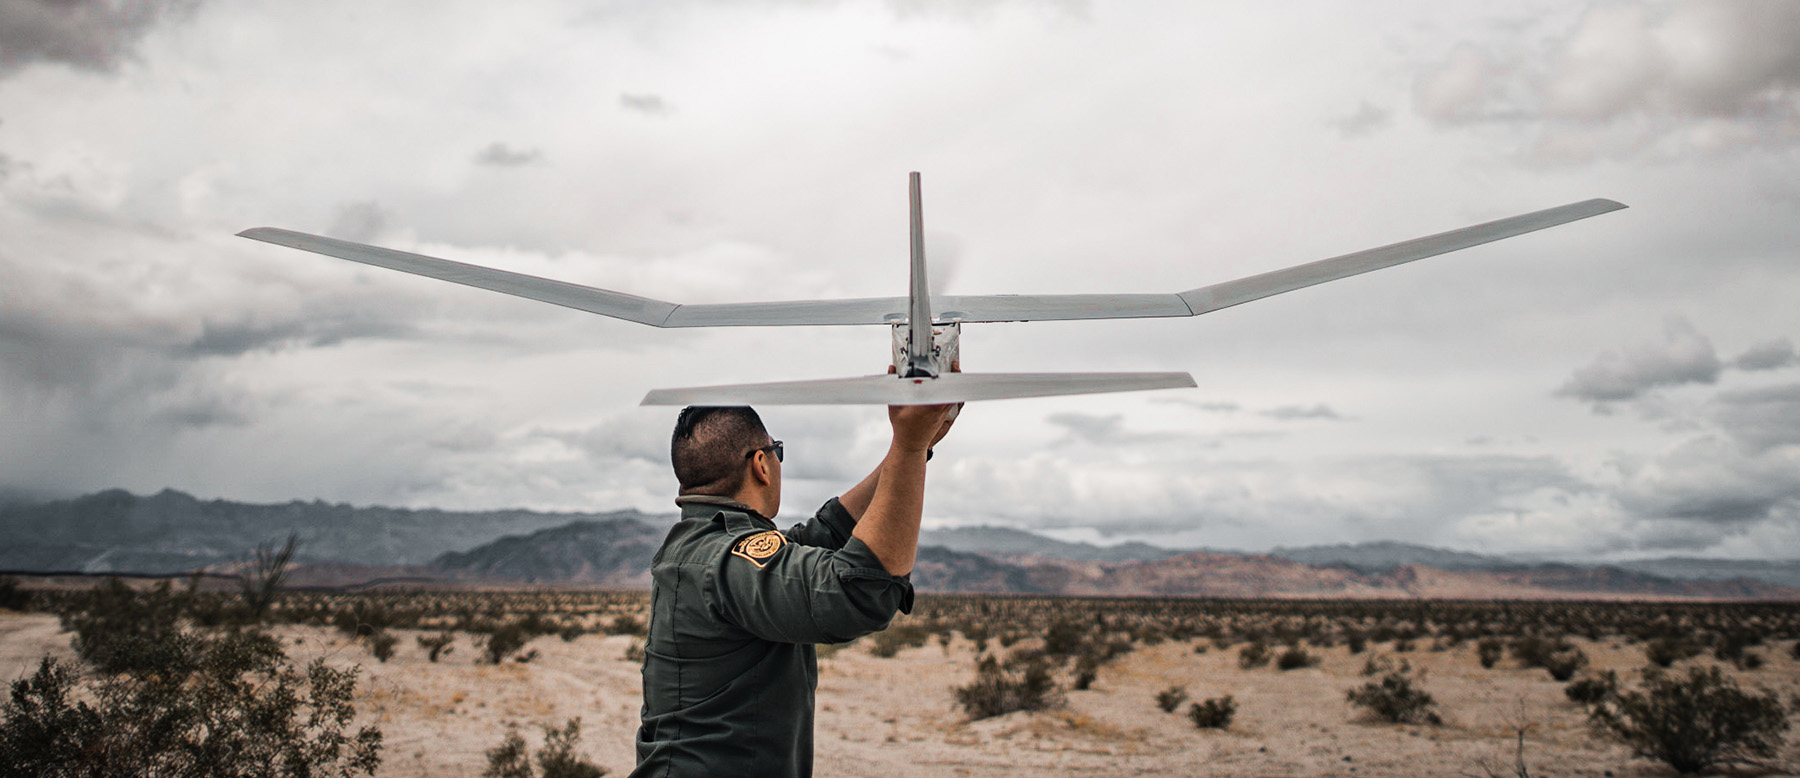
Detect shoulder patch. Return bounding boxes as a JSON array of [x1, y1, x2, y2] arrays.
[[730, 530, 788, 569]]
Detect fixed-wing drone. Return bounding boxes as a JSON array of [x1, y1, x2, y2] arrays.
[[239, 174, 1624, 406]]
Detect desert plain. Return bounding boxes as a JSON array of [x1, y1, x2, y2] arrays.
[[5, 602, 1800, 777]]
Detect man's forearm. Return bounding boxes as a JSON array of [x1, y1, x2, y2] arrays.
[[848, 443, 929, 576], [838, 465, 882, 521]]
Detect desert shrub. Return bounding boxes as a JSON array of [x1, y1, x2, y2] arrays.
[[1042, 618, 1089, 657], [1187, 695, 1236, 729], [953, 655, 1061, 720], [1347, 661, 1442, 725], [1237, 641, 1271, 669], [1510, 634, 1576, 669], [1071, 655, 1098, 691], [239, 533, 297, 622], [0, 633, 382, 777], [1276, 645, 1317, 671], [602, 614, 645, 636], [1192, 642, 1209, 654], [419, 631, 456, 662], [1643, 636, 1700, 668], [368, 630, 398, 663], [485, 730, 533, 778], [484, 622, 537, 664], [1790, 639, 1800, 660], [1565, 670, 1619, 706], [1392, 638, 1414, 653], [333, 600, 396, 638], [1155, 685, 1189, 713], [558, 623, 586, 642], [1739, 651, 1764, 670], [1477, 637, 1505, 669], [623, 639, 645, 663], [0, 576, 32, 612], [59, 578, 191, 676], [1345, 632, 1367, 654], [1544, 648, 1588, 681], [1587, 666, 1788, 774], [868, 623, 931, 658]]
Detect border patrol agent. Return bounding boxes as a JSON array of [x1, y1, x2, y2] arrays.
[[632, 403, 957, 778]]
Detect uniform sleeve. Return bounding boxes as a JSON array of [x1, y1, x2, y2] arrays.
[[781, 496, 857, 550], [703, 529, 914, 645]]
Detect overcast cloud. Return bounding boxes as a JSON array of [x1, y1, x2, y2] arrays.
[[2, 0, 1798, 561]]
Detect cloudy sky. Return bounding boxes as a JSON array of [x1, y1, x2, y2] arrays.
[[4, 0, 1799, 561]]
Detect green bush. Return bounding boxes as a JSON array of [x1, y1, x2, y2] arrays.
[[59, 578, 191, 676], [1565, 670, 1619, 706], [0, 576, 32, 612], [1543, 648, 1588, 681], [1155, 685, 1189, 713], [485, 718, 607, 778], [368, 630, 398, 663], [868, 623, 931, 658], [1276, 645, 1317, 671], [484, 621, 538, 664], [1187, 695, 1236, 729], [0, 633, 382, 777], [953, 655, 1061, 720], [1237, 641, 1270, 669], [1643, 636, 1700, 668], [418, 632, 456, 662], [1476, 637, 1504, 669], [1347, 662, 1442, 725], [1587, 666, 1788, 774]]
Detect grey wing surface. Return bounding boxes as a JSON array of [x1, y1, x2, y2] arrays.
[[641, 372, 1197, 406], [240, 198, 1622, 328]]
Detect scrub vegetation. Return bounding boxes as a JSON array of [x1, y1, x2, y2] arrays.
[[7, 582, 1800, 775]]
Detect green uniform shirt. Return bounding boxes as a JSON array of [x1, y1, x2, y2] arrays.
[[631, 495, 914, 778]]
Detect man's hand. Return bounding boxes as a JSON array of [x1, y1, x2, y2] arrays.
[[890, 404, 956, 453]]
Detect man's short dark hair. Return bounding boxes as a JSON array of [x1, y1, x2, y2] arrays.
[[671, 406, 771, 496]]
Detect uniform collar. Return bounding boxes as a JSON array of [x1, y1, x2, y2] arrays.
[[675, 494, 775, 530]]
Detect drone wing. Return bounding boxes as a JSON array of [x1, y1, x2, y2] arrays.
[[240, 198, 1623, 328], [641, 371, 1197, 406]]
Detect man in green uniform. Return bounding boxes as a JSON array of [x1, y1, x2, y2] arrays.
[[632, 402, 957, 778]]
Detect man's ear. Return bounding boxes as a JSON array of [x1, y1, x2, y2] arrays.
[[748, 451, 773, 486]]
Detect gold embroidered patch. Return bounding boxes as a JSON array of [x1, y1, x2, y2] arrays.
[[731, 530, 787, 569]]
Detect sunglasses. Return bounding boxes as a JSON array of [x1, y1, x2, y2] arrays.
[[746, 440, 784, 463]]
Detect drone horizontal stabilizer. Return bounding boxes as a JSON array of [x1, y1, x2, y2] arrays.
[[640, 371, 1197, 406]]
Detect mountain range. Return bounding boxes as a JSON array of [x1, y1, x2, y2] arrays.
[[4, 489, 1797, 599]]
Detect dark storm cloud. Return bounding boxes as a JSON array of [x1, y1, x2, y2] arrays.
[[1416, 1, 1800, 158], [1259, 404, 1344, 421], [0, 0, 199, 75], [1733, 338, 1797, 371], [1711, 383, 1800, 453], [1556, 317, 1721, 403], [474, 142, 543, 168], [183, 315, 415, 357], [1616, 434, 1800, 525], [619, 93, 671, 115]]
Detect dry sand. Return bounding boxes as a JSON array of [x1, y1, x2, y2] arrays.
[[5, 609, 1799, 776]]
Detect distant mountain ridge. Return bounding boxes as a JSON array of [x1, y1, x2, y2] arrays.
[[0, 488, 668, 573], [4, 489, 1798, 599]]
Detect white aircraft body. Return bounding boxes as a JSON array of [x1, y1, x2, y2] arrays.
[[239, 174, 1625, 406]]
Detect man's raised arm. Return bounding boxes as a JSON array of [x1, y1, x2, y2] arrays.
[[849, 404, 957, 576]]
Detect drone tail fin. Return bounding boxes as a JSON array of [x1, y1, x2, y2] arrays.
[[905, 172, 935, 377]]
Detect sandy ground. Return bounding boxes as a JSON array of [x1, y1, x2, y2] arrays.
[[5, 610, 1800, 777]]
